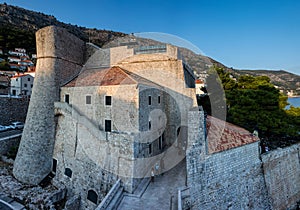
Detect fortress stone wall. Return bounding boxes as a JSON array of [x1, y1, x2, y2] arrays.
[[187, 110, 300, 210], [262, 144, 300, 209]]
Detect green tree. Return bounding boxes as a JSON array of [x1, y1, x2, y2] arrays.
[[203, 66, 300, 138]]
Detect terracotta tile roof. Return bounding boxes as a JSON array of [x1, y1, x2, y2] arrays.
[[195, 79, 204, 84], [64, 66, 161, 88], [64, 66, 138, 87], [206, 116, 259, 154], [11, 74, 30, 79], [27, 66, 36, 72]]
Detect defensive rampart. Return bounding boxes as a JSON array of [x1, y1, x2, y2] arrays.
[[262, 144, 300, 209], [186, 110, 300, 210]]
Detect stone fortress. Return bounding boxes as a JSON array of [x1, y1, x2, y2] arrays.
[[12, 26, 300, 209]]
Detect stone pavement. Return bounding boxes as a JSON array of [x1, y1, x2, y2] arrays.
[[117, 159, 186, 210]]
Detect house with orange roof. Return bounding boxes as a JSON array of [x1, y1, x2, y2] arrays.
[[195, 79, 205, 95]]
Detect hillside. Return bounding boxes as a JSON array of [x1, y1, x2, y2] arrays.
[[209, 58, 300, 96], [0, 3, 126, 49], [234, 69, 300, 95], [0, 3, 299, 95]]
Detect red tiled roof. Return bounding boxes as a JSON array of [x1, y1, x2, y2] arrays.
[[195, 79, 204, 84], [206, 116, 259, 154], [11, 73, 32, 79], [27, 66, 36, 72], [64, 66, 138, 87]]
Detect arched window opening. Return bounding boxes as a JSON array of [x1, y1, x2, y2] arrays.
[[87, 190, 98, 204], [64, 168, 72, 178]]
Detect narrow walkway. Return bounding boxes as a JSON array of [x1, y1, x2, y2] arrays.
[[117, 159, 186, 210]]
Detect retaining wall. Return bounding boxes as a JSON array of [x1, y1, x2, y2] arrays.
[[0, 135, 21, 155], [0, 97, 29, 125]]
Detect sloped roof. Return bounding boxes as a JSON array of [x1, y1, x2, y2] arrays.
[[11, 74, 33, 79], [206, 116, 259, 154], [64, 66, 160, 88], [64, 66, 137, 87]]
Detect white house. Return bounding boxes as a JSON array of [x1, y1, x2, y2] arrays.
[[9, 48, 27, 57], [8, 56, 21, 63], [10, 74, 34, 96]]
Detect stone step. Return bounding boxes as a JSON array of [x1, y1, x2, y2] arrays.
[[106, 186, 124, 210]]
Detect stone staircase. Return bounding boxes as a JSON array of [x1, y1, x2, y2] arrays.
[[96, 179, 124, 210]]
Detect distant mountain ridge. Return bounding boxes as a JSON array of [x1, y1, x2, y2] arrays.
[[0, 3, 299, 95], [208, 58, 300, 96]]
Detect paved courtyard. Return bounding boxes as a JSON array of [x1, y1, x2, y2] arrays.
[[117, 159, 186, 210]]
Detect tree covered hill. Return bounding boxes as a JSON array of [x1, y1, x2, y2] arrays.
[[236, 69, 300, 95], [209, 58, 300, 96]]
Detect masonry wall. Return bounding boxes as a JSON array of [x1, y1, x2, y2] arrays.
[[187, 110, 270, 210], [190, 142, 270, 209], [0, 136, 21, 156], [187, 110, 300, 210], [0, 97, 29, 125], [61, 84, 139, 132], [262, 143, 300, 210], [53, 102, 138, 209]]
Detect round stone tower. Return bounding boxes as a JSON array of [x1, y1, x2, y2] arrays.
[[13, 26, 85, 185]]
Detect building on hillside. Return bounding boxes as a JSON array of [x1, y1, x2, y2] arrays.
[[25, 66, 36, 77], [9, 48, 27, 57], [195, 79, 205, 95], [52, 44, 197, 208], [20, 55, 30, 61], [9, 63, 21, 70], [8, 56, 21, 63], [18, 60, 34, 66], [10, 74, 34, 96]]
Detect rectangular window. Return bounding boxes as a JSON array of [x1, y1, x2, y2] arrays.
[[159, 136, 163, 150], [28, 78, 30, 81], [105, 96, 112, 106], [31, 84, 33, 88], [86, 95, 91, 104], [149, 143, 152, 154], [24, 83, 27, 87], [148, 121, 151, 130], [52, 159, 57, 173], [158, 95, 161, 104], [148, 96, 151, 105], [105, 120, 111, 132], [65, 94, 70, 104]]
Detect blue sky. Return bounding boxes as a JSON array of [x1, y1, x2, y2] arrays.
[[3, 0, 300, 75]]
